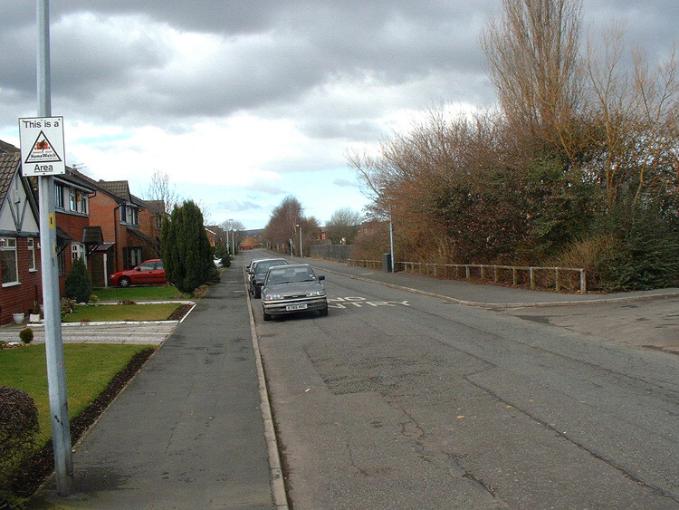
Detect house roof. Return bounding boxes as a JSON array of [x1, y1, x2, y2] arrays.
[[0, 152, 21, 203], [97, 180, 131, 202], [0, 140, 19, 154], [143, 199, 165, 213]]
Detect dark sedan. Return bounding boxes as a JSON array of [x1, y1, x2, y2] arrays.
[[249, 258, 289, 298], [261, 264, 327, 320]]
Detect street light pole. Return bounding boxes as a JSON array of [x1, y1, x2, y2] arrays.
[[37, 0, 72, 495], [297, 224, 303, 258], [388, 212, 395, 273]]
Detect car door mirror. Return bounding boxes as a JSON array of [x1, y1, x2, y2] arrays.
[[318, 275, 325, 281], [135, 266, 141, 271]]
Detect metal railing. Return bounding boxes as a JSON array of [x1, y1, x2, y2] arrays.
[[348, 259, 587, 293]]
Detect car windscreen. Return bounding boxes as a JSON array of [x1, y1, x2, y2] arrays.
[[255, 260, 287, 274], [266, 266, 316, 285]]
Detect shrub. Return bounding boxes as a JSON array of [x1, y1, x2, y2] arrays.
[[0, 388, 39, 500], [64, 257, 92, 303], [161, 201, 213, 293], [597, 206, 679, 291], [18, 328, 33, 345], [60, 297, 76, 318]]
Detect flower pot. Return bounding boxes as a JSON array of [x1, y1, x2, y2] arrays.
[[29, 313, 41, 323], [12, 313, 25, 325]]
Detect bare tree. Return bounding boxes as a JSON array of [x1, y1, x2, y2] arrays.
[[145, 170, 179, 214], [482, 0, 583, 159], [325, 208, 363, 244]]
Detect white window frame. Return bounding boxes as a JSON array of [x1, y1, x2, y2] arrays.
[[71, 242, 87, 267], [55, 183, 65, 209], [28, 238, 37, 272], [0, 237, 19, 286], [69, 189, 77, 212], [80, 193, 88, 214]]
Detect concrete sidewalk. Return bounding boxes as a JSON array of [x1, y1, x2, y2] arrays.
[[34, 257, 275, 509], [284, 254, 679, 308]]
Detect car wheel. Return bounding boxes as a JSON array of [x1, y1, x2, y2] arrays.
[[119, 277, 130, 288], [255, 287, 261, 299], [319, 306, 328, 317], [263, 311, 271, 321]]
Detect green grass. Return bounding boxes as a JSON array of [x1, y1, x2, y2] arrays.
[[64, 303, 180, 322], [0, 344, 153, 447], [91, 285, 186, 301]]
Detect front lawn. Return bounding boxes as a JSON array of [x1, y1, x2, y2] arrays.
[[64, 303, 180, 322], [0, 344, 153, 447], [92, 285, 186, 301]]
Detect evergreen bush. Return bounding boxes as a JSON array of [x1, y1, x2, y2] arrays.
[[0, 387, 38, 502], [18, 328, 33, 345], [161, 201, 213, 293], [64, 257, 92, 303]]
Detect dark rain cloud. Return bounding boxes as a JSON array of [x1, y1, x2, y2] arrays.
[[0, 1, 676, 141]]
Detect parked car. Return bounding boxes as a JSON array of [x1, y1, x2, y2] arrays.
[[110, 259, 166, 287], [261, 264, 327, 320], [249, 258, 288, 298]]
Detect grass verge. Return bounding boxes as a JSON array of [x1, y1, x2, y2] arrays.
[[91, 285, 186, 302], [0, 344, 155, 500], [64, 303, 180, 322]]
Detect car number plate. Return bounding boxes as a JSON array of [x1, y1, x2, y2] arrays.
[[286, 303, 308, 311]]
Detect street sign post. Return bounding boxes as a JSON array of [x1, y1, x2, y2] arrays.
[[18, 116, 65, 177], [24, 0, 73, 496]]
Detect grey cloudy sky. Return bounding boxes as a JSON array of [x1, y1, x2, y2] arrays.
[[0, 1, 676, 228]]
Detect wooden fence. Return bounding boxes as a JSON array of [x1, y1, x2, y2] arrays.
[[347, 259, 587, 293]]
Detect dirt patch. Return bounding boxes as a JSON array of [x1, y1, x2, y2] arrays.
[[167, 303, 193, 321], [10, 348, 155, 498]]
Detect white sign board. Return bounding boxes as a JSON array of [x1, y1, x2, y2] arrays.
[[18, 116, 66, 176]]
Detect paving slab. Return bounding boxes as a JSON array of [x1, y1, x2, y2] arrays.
[[33, 257, 274, 509]]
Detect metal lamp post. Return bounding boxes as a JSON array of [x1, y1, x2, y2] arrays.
[[36, 0, 73, 494], [296, 224, 303, 258]]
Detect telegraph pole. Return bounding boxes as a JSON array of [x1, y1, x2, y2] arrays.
[[37, 0, 73, 495]]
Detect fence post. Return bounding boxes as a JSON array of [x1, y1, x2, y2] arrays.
[[480, 265, 485, 279], [433, 264, 437, 277], [493, 265, 498, 282], [512, 268, 517, 286], [529, 267, 535, 289], [580, 269, 587, 293], [465, 265, 470, 279], [555, 268, 560, 291]]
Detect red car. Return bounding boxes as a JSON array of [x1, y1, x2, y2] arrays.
[[110, 259, 166, 287]]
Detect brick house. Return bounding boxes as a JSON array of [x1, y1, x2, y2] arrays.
[[72, 174, 159, 286], [52, 169, 97, 294], [0, 151, 42, 324]]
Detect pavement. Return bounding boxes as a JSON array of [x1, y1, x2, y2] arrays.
[[33, 256, 275, 509]]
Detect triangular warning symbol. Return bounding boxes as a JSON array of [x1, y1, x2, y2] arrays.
[[25, 131, 62, 164]]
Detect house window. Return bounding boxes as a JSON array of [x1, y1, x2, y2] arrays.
[[120, 206, 127, 223], [126, 247, 142, 268], [55, 183, 64, 208], [80, 193, 88, 214], [71, 242, 86, 267], [69, 189, 77, 211], [28, 238, 36, 272], [0, 237, 19, 286]]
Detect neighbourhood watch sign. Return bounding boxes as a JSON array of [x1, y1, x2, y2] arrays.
[[18, 116, 66, 176]]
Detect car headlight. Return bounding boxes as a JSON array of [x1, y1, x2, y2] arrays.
[[264, 293, 282, 301], [306, 289, 326, 297]]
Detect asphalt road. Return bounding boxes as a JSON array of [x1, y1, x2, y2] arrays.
[[251, 257, 679, 509]]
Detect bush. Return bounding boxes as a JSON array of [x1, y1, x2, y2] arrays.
[[0, 388, 38, 500], [64, 257, 92, 303], [18, 328, 33, 345], [161, 201, 213, 293], [60, 297, 76, 318], [597, 206, 679, 290]]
